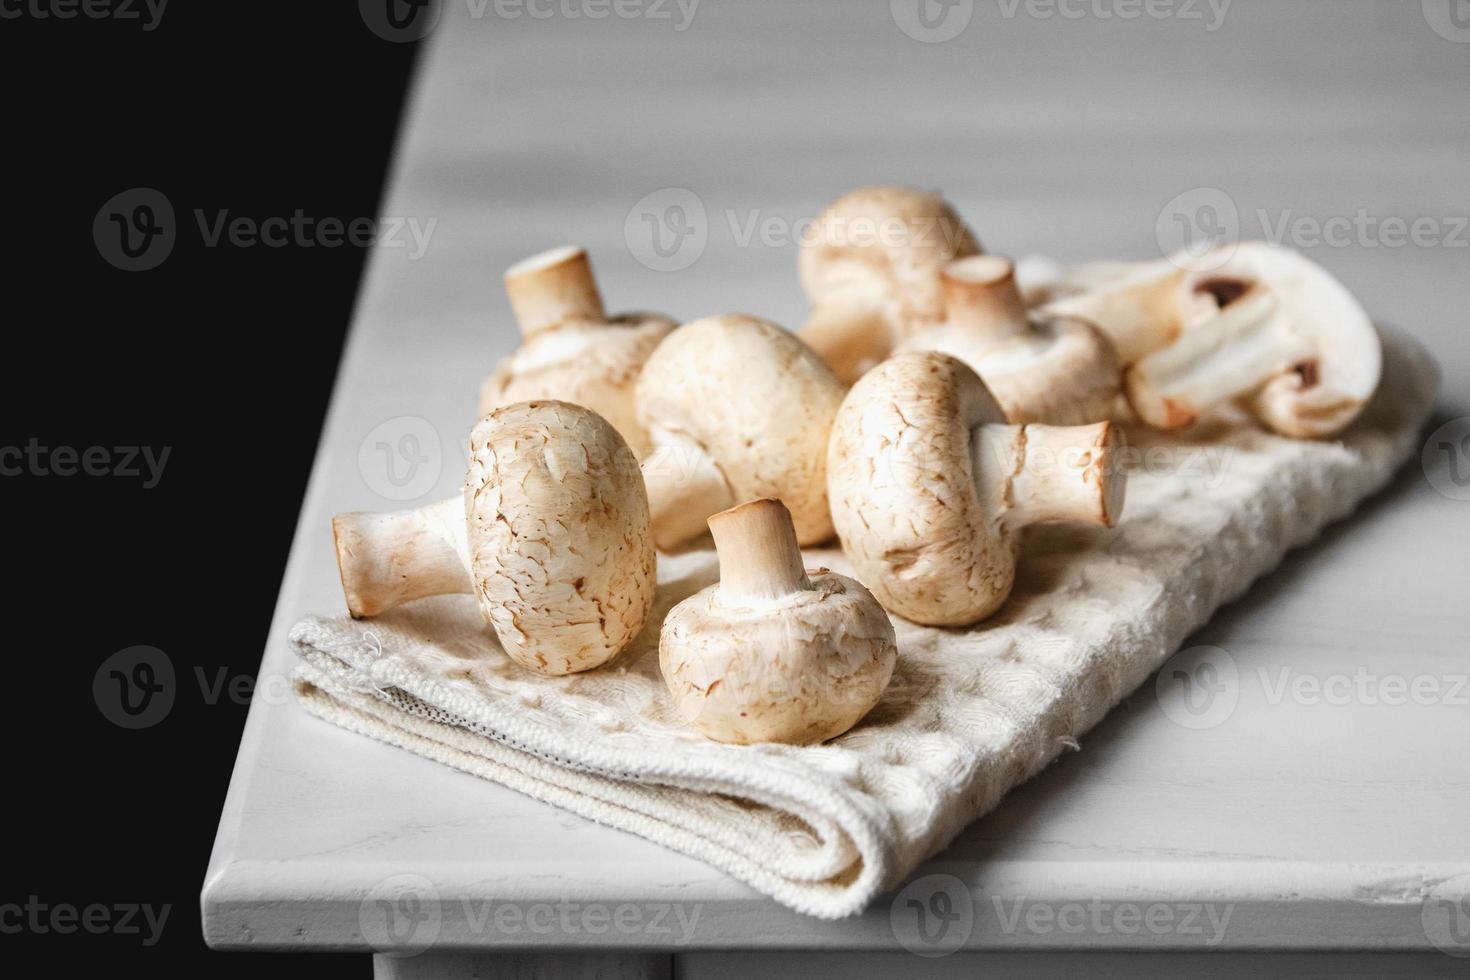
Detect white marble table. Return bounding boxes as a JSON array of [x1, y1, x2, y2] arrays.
[[203, 2, 1470, 975]]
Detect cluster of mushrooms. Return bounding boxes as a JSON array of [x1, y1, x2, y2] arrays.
[[331, 186, 1382, 746]]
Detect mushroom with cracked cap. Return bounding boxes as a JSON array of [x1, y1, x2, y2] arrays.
[[900, 254, 1122, 425], [1036, 242, 1381, 438], [828, 351, 1127, 627], [798, 185, 980, 385], [636, 313, 846, 550], [331, 400, 657, 676], [659, 498, 898, 745], [479, 246, 676, 458]]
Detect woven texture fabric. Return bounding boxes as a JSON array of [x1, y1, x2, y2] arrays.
[[291, 327, 1437, 920]]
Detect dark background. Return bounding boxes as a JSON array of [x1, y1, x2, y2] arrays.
[[1, 5, 416, 976]]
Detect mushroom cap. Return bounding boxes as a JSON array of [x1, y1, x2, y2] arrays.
[[799, 186, 980, 335], [659, 570, 897, 745], [464, 400, 656, 675], [1204, 243, 1380, 438], [479, 313, 676, 458], [908, 315, 1122, 425], [827, 351, 1018, 626], [636, 314, 845, 545]]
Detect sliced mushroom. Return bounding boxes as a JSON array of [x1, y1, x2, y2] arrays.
[[899, 255, 1122, 425], [659, 498, 897, 745], [1039, 243, 1381, 438], [828, 352, 1126, 627], [478, 246, 676, 458], [798, 186, 980, 384], [332, 401, 656, 676], [636, 314, 845, 550]]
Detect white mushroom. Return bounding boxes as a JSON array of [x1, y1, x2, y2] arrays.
[[899, 255, 1122, 425], [659, 498, 897, 745], [636, 314, 846, 550], [479, 246, 675, 458], [828, 351, 1126, 627], [798, 186, 980, 384], [332, 401, 656, 676], [1039, 242, 1381, 438]]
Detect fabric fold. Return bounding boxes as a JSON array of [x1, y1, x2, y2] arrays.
[[292, 327, 1437, 919]]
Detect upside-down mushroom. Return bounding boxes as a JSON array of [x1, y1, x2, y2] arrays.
[[900, 255, 1122, 425], [331, 401, 657, 676], [1037, 242, 1381, 438], [798, 186, 980, 384], [478, 246, 676, 458], [828, 352, 1127, 627], [636, 314, 845, 550], [659, 498, 897, 745]]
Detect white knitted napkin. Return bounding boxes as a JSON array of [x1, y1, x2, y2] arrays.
[[291, 327, 1437, 919]]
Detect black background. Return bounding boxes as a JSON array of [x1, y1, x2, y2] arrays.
[[1, 4, 417, 976]]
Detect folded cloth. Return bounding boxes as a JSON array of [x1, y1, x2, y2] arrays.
[[292, 327, 1438, 919]]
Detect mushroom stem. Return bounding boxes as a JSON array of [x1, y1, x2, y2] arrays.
[[1125, 288, 1314, 429], [332, 495, 473, 618], [942, 255, 1030, 339], [707, 498, 811, 603], [641, 430, 736, 551], [799, 302, 892, 385], [974, 421, 1125, 529], [503, 245, 606, 338]]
